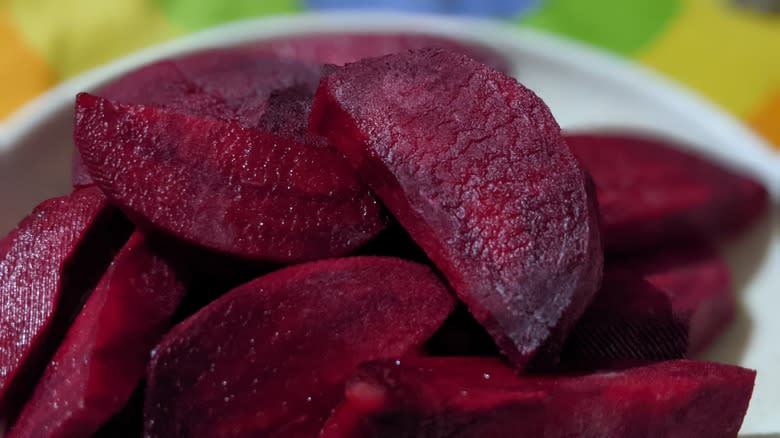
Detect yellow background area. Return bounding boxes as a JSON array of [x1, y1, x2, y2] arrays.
[[639, 0, 780, 118], [0, 10, 54, 118]]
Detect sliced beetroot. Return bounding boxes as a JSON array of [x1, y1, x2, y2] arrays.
[[144, 257, 456, 437], [250, 33, 511, 73], [559, 244, 733, 370], [559, 270, 688, 370], [9, 232, 185, 438], [99, 50, 333, 130], [321, 357, 755, 438], [618, 244, 734, 355], [566, 132, 769, 251], [74, 93, 385, 262], [0, 187, 131, 421], [74, 51, 340, 188], [310, 48, 603, 369]]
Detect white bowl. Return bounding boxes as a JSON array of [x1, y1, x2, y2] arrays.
[[0, 12, 778, 436]]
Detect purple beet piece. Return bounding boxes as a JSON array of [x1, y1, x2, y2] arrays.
[[310, 48, 603, 369], [566, 132, 769, 252], [618, 244, 734, 355], [144, 257, 456, 438], [0, 187, 131, 422], [99, 50, 333, 130], [559, 269, 688, 371], [321, 357, 755, 438], [250, 33, 511, 73], [559, 244, 734, 371], [74, 93, 385, 263], [9, 232, 185, 438]]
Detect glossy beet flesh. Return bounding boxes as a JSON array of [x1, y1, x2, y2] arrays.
[[321, 357, 755, 438], [250, 33, 511, 73], [560, 269, 689, 370], [0, 187, 131, 421], [619, 244, 734, 355], [144, 257, 455, 437], [310, 48, 603, 369], [9, 232, 185, 438], [566, 133, 768, 251], [75, 93, 384, 262]]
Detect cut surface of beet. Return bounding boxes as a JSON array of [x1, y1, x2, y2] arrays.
[[249, 33, 511, 73], [566, 132, 769, 251], [9, 232, 185, 438], [560, 244, 733, 370], [0, 187, 131, 422], [321, 357, 755, 438], [144, 257, 456, 438], [75, 93, 384, 262], [617, 244, 734, 355], [559, 269, 688, 370], [310, 48, 603, 369]]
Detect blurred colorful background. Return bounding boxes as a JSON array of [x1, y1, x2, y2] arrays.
[[1, 0, 778, 149]]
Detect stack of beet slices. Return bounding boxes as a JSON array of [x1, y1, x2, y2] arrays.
[[0, 33, 767, 437]]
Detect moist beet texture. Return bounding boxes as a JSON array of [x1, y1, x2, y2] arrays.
[[566, 132, 768, 252], [559, 244, 733, 370], [310, 48, 603, 369], [74, 93, 384, 262], [248, 33, 511, 73], [144, 257, 455, 438], [617, 244, 734, 355], [321, 357, 755, 438], [559, 269, 688, 371], [8, 232, 185, 438], [74, 49, 343, 187], [0, 187, 131, 422]]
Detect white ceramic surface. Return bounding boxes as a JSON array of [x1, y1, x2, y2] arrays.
[[0, 13, 778, 436]]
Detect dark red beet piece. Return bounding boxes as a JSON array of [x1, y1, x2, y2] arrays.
[[558, 244, 733, 370], [9, 232, 185, 438], [250, 33, 511, 73], [566, 132, 769, 251], [144, 257, 456, 438], [73, 50, 340, 187], [559, 269, 689, 370], [321, 357, 755, 438], [0, 187, 131, 422], [75, 93, 384, 262], [310, 48, 603, 369], [618, 244, 734, 355]]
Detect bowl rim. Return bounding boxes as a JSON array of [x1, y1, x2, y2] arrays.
[[0, 11, 777, 194]]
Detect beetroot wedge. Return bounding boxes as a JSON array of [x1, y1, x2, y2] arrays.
[[74, 50, 340, 187], [310, 48, 603, 368], [619, 244, 734, 355], [9, 232, 185, 438], [75, 92, 384, 262], [0, 187, 131, 422], [250, 33, 511, 73], [321, 357, 755, 438], [559, 269, 689, 370], [144, 257, 455, 437], [566, 132, 769, 251]]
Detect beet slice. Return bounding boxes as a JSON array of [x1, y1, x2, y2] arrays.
[[144, 257, 456, 437], [9, 232, 185, 438], [619, 244, 734, 355], [74, 51, 339, 187], [310, 48, 603, 368], [559, 269, 688, 370], [74, 92, 384, 262], [566, 132, 769, 251], [0, 187, 131, 422], [321, 357, 755, 438], [559, 244, 733, 370], [249, 33, 511, 73]]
